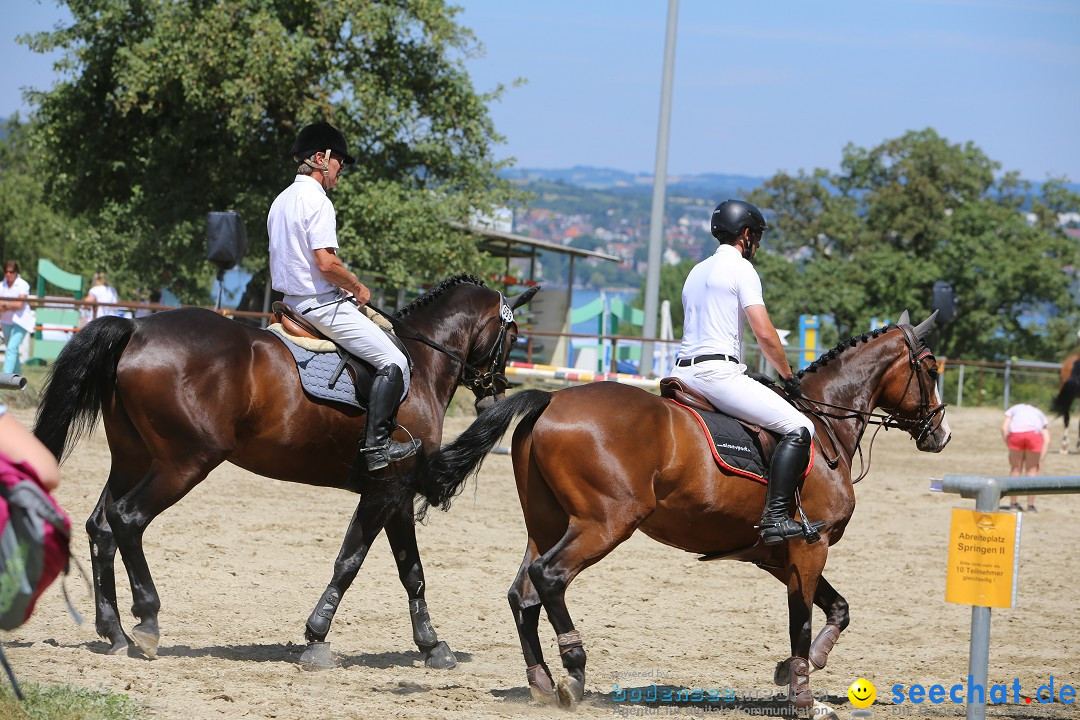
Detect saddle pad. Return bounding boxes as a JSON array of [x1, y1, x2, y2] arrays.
[[668, 400, 815, 485], [268, 328, 363, 410], [670, 400, 769, 484]]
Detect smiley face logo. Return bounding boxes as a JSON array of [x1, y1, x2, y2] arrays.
[[848, 678, 876, 708]]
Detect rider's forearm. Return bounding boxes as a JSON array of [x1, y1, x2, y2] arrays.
[[316, 253, 369, 302]]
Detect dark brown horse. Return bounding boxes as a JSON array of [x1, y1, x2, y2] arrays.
[[1050, 353, 1080, 454], [393, 311, 951, 709], [33, 274, 538, 667]]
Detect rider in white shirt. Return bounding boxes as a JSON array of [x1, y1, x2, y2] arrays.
[[267, 121, 419, 471], [671, 199, 819, 545], [0, 261, 34, 374]]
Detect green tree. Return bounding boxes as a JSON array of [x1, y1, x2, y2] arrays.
[[20, 0, 519, 300], [0, 118, 87, 283], [750, 129, 1079, 360]]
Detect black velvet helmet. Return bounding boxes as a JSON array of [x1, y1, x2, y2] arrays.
[[291, 121, 355, 165], [710, 199, 768, 240]]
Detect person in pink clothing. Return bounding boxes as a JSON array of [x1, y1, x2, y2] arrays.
[[1001, 403, 1050, 512]]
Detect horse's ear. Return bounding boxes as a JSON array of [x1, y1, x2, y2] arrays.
[[897, 310, 910, 326], [913, 309, 939, 340], [509, 285, 541, 310]]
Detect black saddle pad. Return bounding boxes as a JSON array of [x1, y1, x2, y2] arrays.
[[668, 400, 769, 483]]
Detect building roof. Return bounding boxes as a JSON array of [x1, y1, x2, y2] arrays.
[[449, 221, 621, 263]]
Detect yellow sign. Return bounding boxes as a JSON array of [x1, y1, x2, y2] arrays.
[[945, 509, 1021, 608]]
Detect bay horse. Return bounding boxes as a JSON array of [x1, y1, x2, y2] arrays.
[[33, 274, 538, 667], [1050, 353, 1080, 454], [392, 311, 951, 710]]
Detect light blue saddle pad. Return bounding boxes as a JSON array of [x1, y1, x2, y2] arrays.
[[269, 330, 366, 410]]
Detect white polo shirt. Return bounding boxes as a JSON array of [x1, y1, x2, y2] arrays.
[[677, 244, 765, 360], [267, 175, 339, 296]]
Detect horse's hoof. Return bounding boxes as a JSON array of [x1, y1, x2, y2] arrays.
[[773, 658, 791, 686], [422, 641, 457, 669], [530, 685, 559, 705], [527, 664, 558, 704], [300, 641, 336, 671], [556, 676, 584, 709], [106, 639, 129, 656], [129, 625, 159, 660]]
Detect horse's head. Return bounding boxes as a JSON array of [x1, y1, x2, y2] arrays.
[[463, 285, 540, 412], [875, 310, 952, 452]]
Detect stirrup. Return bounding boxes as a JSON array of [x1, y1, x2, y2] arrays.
[[757, 518, 824, 545], [361, 438, 421, 471]]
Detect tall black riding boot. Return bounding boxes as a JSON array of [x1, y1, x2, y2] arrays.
[[758, 427, 819, 544], [360, 364, 421, 471]]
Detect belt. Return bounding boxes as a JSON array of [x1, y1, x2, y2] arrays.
[[676, 354, 739, 367]]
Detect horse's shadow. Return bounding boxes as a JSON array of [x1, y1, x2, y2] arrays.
[[491, 683, 850, 716], [74, 640, 473, 668]]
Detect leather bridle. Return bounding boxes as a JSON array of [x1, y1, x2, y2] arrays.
[[372, 294, 516, 403], [459, 295, 516, 400], [793, 324, 947, 480]]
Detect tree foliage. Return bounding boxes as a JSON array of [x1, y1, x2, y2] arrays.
[[748, 129, 1079, 361], [19, 0, 519, 300]]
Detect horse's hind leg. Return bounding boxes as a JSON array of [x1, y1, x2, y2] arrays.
[[808, 575, 848, 670], [384, 509, 456, 669], [86, 484, 129, 655], [508, 541, 556, 704], [529, 520, 637, 709], [107, 461, 215, 659], [1061, 411, 1070, 454]]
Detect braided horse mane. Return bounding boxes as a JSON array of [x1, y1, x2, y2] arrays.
[[794, 324, 894, 379], [394, 274, 488, 319]]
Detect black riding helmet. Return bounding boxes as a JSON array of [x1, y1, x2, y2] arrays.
[[291, 121, 355, 165], [710, 199, 768, 240]]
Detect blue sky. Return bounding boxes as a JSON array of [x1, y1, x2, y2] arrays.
[[5, 0, 1078, 181]]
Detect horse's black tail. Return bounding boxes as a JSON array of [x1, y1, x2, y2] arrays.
[[33, 317, 135, 462], [386, 389, 553, 520], [1050, 361, 1080, 419]]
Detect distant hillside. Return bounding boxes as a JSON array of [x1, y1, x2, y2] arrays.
[[502, 166, 765, 201], [503, 165, 1079, 201]]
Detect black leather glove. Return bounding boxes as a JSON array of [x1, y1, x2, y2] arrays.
[[783, 374, 803, 398]]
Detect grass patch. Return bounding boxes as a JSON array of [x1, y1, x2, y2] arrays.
[[0, 683, 144, 720]]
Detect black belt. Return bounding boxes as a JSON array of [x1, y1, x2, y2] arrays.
[[676, 354, 739, 367]]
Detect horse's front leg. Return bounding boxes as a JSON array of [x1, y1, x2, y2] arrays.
[[384, 509, 456, 669], [770, 543, 829, 710], [301, 498, 386, 669]]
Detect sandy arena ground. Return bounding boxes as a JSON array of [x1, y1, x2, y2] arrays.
[[3, 399, 1079, 720]]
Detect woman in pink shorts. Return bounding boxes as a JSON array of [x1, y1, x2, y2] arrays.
[[1001, 403, 1051, 511]]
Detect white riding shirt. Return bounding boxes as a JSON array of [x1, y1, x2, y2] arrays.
[[670, 243, 812, 437]]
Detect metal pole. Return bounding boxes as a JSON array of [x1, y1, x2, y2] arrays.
[[641, 0, 679, 376], [967, 477, 1001, 720]]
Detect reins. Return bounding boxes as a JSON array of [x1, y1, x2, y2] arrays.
[[790, 324, 947, 483], [365, 298, 514, 399]]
